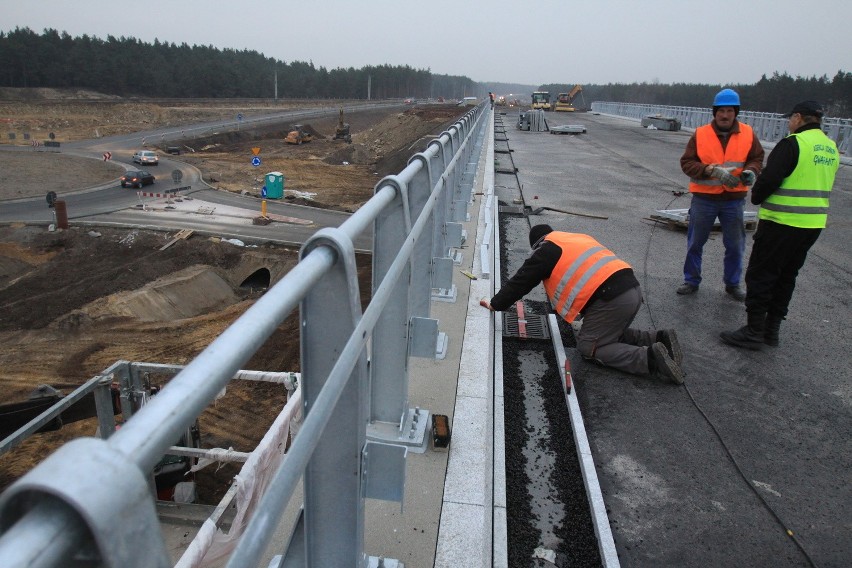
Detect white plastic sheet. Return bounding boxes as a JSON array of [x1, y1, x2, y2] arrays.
[[175, 384, 303, 568]]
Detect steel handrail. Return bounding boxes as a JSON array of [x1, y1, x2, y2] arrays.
[[0, 101, 488, 568]]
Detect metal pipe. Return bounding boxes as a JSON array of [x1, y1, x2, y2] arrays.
[[0, 502, 89, 568]]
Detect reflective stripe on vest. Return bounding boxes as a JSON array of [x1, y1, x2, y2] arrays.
[[542, 233, 631, 322], [759, 129, 838, 229], [689, 123, 754, 195]]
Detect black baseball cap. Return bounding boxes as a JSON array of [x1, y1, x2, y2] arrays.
[[782, 100, 825, 118]]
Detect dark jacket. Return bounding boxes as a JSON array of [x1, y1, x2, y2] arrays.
[[490, 240, 639, 312]]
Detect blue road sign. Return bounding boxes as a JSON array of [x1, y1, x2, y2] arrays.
[[261, 186, 267, 198], [237, 113, 244, 121], [251, 156, 261, 167]]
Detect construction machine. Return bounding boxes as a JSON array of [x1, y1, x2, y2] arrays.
[[554, 85, 583, 112], [285, 124, 313, 145], [333, 108, 352, 143], [531, 91, 551, 111]]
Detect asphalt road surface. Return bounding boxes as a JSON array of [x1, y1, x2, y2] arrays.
[[494, 108, 850, 568]]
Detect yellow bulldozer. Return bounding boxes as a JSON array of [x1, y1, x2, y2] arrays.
[[285, 124, 313, 145]]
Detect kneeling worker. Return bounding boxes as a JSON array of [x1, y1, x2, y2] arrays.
[[482, 224, 684, 384]]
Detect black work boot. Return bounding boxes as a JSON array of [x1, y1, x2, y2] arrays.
[[648, 342, 684, 385], [764, 314, 783, 347], [656, 329, 683, 365], [720, 312, 765, 350]]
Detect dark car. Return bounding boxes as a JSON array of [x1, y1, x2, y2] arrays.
[[120, 170, 155, 188]]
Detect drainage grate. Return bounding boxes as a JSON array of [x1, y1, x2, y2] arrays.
[[502, 311, 551, 340]]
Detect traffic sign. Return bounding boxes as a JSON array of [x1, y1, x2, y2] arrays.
[[251, 156, 261, 167], [103, 152, 112, 161], [237, 113, 244, 121], [172, 169, 183, 184], [251, 147, 261, 156], [261, 186, 267, 198]]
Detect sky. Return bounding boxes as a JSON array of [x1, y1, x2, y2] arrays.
[[3, 0, 850, 87]]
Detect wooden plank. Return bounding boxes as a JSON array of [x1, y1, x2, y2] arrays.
[[160, 229, 194, 251]]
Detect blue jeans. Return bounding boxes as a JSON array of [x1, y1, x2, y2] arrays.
[[683, 195, 745, 288]]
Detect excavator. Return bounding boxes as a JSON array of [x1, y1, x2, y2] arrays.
[[333, 108, 352, 143], [554, 85, 583, 112]]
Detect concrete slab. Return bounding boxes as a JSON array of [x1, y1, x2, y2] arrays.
[[492, 108, 852, 567]]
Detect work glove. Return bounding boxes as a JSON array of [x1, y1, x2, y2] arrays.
[[711, 166, 740, 188], [739, 170, 757, 186]]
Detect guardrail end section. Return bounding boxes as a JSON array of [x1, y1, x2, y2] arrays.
[[0, 437, 171, 567]]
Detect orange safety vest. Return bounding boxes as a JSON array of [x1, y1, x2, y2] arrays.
[[542, 232, 631, 322], [689, 123, 754, 195]]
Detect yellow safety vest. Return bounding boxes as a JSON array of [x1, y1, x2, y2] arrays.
[[759, 129, 838, 229]]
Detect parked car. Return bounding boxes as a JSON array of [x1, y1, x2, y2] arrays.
[[132, 150, 159, 166], [120, 170, 155, 188]]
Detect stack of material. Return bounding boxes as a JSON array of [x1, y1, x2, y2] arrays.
[[529, 109, 549, 132], [517, 110, 549, 132]]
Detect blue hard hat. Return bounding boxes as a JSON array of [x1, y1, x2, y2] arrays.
[[713, 88, 740, 107]]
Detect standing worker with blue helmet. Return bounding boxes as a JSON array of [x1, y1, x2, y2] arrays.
[[677, 88, 765, 300]]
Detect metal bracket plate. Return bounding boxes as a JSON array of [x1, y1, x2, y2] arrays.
[[362, 441, 407, 502], [366, 407, 430, 454]]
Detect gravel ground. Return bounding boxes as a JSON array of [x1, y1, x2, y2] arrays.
[[0, 151, 125, 200]]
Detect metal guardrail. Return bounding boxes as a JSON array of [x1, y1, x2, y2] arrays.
[[0, 102, 490, 567], [591, 101, 852, 156]]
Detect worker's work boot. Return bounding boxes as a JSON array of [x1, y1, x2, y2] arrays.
[[656, 329, 683, 365], [725, 285, 746, 302], [676, 283, 698, 295], [648, 342, 684, 385], [764, 314, 783, 347], [720, 312, 765, 350]]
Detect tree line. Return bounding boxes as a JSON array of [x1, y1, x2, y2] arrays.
[[539, 71, 851, 118], [1, 28, 848, 117], [0, 27, 476, 100]]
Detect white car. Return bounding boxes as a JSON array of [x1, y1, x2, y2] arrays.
[[132, 150, 159, 166]]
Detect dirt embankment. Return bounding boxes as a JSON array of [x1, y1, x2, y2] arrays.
[[0, 93, 468, 502]]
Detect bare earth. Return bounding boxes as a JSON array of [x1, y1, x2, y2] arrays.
[[0, 90, 467, 501]]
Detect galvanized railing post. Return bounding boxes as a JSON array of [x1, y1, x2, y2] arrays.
[[368, 176, 424, 441], [299, 228, 369, 567], [407, 151, 438, 320]]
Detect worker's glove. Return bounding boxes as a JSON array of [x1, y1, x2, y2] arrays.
[[739, 170, 757, 186], [711, 166, 740, 188]]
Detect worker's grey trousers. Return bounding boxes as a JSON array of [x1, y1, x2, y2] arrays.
[[575, 286, 657, 376]]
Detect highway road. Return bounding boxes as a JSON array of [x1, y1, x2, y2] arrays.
[[0, 103, 401, 249], [494, 108, 851, 567]]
